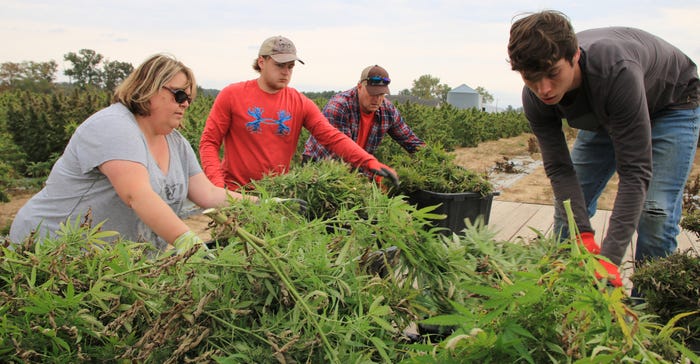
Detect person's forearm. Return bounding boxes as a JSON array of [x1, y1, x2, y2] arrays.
[[130, 190, 190, 244], [206, 186, 257, 208], [199, 142, 226, 187], [187, 173, 258, 208], [225, 189, 258, 205], [601, 181, 647, 265]]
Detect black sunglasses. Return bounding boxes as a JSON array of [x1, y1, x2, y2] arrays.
[[162, 86, 192, 104], [365, 76, 391, 86]]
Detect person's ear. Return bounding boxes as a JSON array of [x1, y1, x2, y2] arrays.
[[571, 48, 581, 65]]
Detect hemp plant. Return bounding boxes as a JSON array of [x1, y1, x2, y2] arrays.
[[387, 145, 493, 196]]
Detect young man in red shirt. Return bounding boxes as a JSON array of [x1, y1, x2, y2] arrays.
[[199, 36, 398, 189]]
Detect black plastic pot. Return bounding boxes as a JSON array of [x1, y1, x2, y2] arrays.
[[416, 322, 458, 342], [408, 190, 499, 235]]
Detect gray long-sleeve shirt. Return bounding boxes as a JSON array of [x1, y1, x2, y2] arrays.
[[522, 27, 699, 264]]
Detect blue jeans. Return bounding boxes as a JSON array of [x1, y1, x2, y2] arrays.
[[554, 106, 700, 262]]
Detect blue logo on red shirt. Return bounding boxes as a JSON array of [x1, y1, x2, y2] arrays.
[[246, 107, 292, 135]]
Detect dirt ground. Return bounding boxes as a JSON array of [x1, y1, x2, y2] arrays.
[[451, 133, 620, 209], [3, 133, 699, 237], [1, 190, 35, 233]]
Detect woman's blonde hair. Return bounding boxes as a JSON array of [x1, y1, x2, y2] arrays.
[[113, 53, 197, 116]]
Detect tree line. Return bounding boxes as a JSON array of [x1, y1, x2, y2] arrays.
[[0, 49, 133, 93], [2, 49, 497, 105]]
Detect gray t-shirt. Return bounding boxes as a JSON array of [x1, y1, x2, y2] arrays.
[[522, 27, 699, 264], [9, 103, 202, 250]]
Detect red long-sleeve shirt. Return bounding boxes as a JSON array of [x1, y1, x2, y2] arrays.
[[199, 80, 377, 188]]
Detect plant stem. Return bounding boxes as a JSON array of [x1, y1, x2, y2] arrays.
[[233, 225, 339, 363], [103, 277, 159, 296], [563, 199, 582, 255]]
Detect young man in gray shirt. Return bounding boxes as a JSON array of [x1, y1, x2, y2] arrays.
[[508, 10, 699, 287]]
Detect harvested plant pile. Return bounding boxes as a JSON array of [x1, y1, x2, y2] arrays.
[[387, 146, 493, 196], [631, 251, 700, 353], [0, 160, 697, 363]]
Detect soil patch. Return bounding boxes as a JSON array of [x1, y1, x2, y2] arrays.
[[0, 190, 34, 233], [452, 133, 618, 210]]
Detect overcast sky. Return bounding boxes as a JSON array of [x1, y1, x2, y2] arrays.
[[2, 1, 699, 108]]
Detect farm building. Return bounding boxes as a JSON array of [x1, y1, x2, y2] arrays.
[[447, 84, 481, 110]]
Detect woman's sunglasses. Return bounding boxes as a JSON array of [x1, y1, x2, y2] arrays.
[[162, 86, 192, 104], [364, 76, 391, 86]]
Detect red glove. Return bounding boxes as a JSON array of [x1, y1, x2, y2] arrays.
[[364, 160, 399, 187], [576, 232, 600, 254], [595, 259, 623, 287]]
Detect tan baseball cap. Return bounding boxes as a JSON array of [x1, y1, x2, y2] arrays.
[[360, 65, 391, 95], [258, 35, 305, 64]]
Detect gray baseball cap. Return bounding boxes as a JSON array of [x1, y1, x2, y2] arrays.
[[258, 35, 305, 64]]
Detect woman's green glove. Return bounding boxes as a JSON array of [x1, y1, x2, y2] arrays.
[[173, 230, 205, 254]]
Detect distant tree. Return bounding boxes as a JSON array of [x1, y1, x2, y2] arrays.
[[435, 84, 452, 104], [410, 75, 439, 99], [64, 49, 104, 88], [0, 62, 23, 89], [25, 61, 58, 83], [198, 87, 220, 98], [302, 90, 339, 99], [63, 49, 134, 91], [0, 61, 57, 92], [398, 88, 411, 96], [102, 60, 134, 92], [409, 74, 451, 102], [475, 86, 494, 105]]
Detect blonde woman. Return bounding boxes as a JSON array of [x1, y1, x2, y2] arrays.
[[10, 54, 254, 252]]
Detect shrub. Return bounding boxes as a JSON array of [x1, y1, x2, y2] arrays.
[[631, 252, 700, 350], [5, 89, 110, 168]]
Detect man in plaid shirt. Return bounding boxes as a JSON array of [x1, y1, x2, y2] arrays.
[[303, 65, 425, 161]]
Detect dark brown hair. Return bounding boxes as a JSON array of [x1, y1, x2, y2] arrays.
[[507, 10, 578, 80]]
